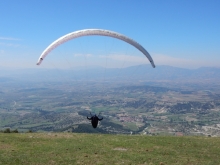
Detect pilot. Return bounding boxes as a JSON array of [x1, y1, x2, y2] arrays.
[[87, 113, 103, 128]]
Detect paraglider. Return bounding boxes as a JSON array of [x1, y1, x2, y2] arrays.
[[36, 29, 156, 128], [87, 112, 103, 128], [36, 29, 156, 68]]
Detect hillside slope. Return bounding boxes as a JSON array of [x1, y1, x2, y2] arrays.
[[0, 133, 220, 165]]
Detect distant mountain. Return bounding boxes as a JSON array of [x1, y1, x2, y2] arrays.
[[0, 65, 220, 82]]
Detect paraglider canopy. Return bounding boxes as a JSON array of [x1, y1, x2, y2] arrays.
[[36, 29, 156, 68]]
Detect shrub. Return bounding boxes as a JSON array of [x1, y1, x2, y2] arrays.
[[4, 128, 11, 133], [11, 129, 19, 133]]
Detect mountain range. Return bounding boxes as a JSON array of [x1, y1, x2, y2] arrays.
[[0, 65, 220, 83]]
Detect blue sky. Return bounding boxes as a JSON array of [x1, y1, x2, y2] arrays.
[[0, 0, 220, 69]]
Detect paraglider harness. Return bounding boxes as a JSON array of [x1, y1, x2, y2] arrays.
[[87, 112, 103, 128]]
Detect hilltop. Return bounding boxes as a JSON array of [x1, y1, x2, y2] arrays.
[[0, 133, 220, 165]]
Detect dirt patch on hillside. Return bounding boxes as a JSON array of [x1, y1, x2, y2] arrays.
[[0, 144, 13, 150], [113, 147, 127, 151]]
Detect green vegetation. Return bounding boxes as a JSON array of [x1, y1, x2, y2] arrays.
[[0, 133, 220, 164], [0, 128, 19, 133], [1, 80, 220, 135]]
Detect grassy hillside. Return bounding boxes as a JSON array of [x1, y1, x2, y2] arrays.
[[0, 133, 220, 165]]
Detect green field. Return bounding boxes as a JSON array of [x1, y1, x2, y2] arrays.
[[0, 133, 220, 165]]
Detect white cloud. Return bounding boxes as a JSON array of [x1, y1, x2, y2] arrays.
[[0, 37, 22, 48], [0, 42, 21, 47], [73, 53, 92, 57], [48, 52, 220, 69], [94, 54, 148, 68], [99, 54, 147, 63], [97, 53, 220, 68], [0, 37, 21, 41], [152, 54, 220, 68], [153, 54, 192, 66]]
